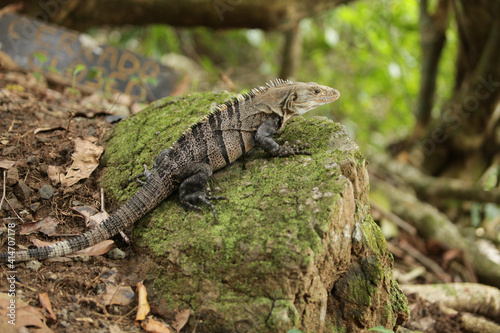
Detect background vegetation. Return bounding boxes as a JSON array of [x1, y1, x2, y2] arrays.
[[91, 0, 457, 151]]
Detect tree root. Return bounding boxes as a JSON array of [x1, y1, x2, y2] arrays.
[[402, 283, 500, 333], [370, 176, 500, 288], [369, 153, 500, 204]]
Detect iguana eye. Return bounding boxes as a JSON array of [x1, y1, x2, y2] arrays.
[[313, 89, 320, 94]]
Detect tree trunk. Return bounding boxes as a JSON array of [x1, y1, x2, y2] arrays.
[[2, 0, 353, 31], [410, 0, 500, 181]]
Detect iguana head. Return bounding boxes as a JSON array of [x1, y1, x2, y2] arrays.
[[282, 82, 340, 126]]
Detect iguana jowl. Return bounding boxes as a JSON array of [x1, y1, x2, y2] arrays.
[[0, 79, 339, 262]]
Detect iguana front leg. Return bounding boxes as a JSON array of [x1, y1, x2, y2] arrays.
[[173, 163, 226, 221], [255, 117, 311, 156]]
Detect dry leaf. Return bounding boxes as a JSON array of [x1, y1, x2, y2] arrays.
[[62, 139, 104, 187], [0, 160, 16, 170], [141, 318, 173, 333], [87, 211, 109, 229], [72, 205, 99, 216], [0, 293, 54, 333], [100, 283, 134, 306], [31, 238, 57, 248], [101, 267, 117, 283], [39, 292, 57, 321], [135, 281, 150, 322], [33, 126, 65, 134], [72, 205, 108, 228], [70, 240, 115, 257], [48, 165, 64, 185], [98, 268, 134, 306], [20, 217, 59, 236], [172, 309, 191, 332]]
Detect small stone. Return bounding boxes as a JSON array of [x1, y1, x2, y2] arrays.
[[30, 202, 41, 212], [2, 196, 22, 211], [72, 200, 83, 206], [26, 155, 40, 165], [39, 184, 55, 199], [26, 260, 42, 271], [108, 248, 126, 260], [14, 180, 33, 201], [106, 115, 126, 123], [6, 167, 19, 186], [59, 309, 68, 321]]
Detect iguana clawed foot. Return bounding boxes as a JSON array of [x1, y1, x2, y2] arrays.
[[275, 140, 312, 157], [180, 192, 228, 222], [175, 163, 227, 222], [127, 164, 152, 185]]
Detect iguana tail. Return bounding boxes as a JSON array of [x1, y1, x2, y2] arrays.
[[0, 170, 172, 262]]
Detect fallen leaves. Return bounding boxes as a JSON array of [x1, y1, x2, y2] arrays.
[[98, 268, 134, 306], [172, 309, 190, 332], [0, 293, 54, 333], [61, 138, 103, 187], [135, 281, 189, 333], [141, 318, 173, 333], [71, 240, 115, 257], [135, 281, 150, 322], [38, 292, 57, 321], [20, 216, 59, 236], [0, 159, 16, 169]]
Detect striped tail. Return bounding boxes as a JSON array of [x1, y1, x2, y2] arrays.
[[0, 170, 172, 262]]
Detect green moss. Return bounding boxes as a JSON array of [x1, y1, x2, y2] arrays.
[[390, 279, 410, 323], [361, 216, 388, 256], [101, 92, 407, 331]]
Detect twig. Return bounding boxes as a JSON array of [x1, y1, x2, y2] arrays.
[[1, 170, 25, 224], [0, 171, 6, 213], [399, 240, 450, 282], [370, 201, 417, 235]]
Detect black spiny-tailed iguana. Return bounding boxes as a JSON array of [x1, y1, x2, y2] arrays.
[[0, 79, 340, 262]]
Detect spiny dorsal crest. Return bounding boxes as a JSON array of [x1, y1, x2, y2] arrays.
[[216, 78, 294, 113], [172, 79, 295, 149]]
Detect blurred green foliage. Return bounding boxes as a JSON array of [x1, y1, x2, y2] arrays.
[[89, 0, 457, 150]]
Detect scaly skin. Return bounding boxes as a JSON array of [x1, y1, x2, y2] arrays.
[[0, 79, 340, 263]]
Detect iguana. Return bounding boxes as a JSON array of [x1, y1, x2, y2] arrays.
[[0, 79, 339, 263]]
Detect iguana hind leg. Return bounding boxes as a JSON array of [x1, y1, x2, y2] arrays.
[[128, 164, 152, 185], [173, 163, 226, 222], [128, 149, 172, 185]]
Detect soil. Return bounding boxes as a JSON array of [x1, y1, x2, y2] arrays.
[[0, 69, 467, 332]]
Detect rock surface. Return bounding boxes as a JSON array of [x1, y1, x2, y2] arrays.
[[102, 92, 409, 332]]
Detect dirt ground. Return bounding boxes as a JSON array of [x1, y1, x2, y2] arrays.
[[0, 69, 469, 332]]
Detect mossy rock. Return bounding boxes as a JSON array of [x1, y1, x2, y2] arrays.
[[101, 92, 409, 332]]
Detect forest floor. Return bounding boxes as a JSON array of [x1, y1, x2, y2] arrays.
[[0, 69, 469, 332]]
